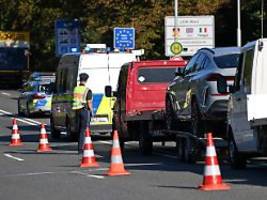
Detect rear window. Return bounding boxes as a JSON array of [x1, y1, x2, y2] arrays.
[[214, 54, 240, 68], [138, 67, 177, 83]]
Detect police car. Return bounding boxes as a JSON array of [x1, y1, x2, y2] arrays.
[[17, 72, 55, 117]]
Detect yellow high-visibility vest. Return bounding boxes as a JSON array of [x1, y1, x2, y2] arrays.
[[72, 85, 89, 110]]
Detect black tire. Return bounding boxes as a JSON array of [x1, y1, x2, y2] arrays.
[[183, 138, 197, 163], [50, 116, 61, 139], [17, 100, 23, 116], [191, 101, 204, 137], [165, 97, 177, 130], [228, 131, 247, 169], [139, 122, 153, 155], [25, 102, 31, 117]]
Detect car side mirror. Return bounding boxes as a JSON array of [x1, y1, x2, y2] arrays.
[[217, 76, 227, 94], [105, 85, 112, 97], [175, 67, 184, 77]]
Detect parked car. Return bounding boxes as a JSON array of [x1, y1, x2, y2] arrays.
[[17, 73, 55, 117], [108, 59, 187, 154], [217, 38, 267, 169], [165, 47, 241, 138]]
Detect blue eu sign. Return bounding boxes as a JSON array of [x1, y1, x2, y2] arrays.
[[113, 27, 135, 50]]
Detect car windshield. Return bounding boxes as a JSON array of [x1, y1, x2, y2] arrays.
[[214, 54, 240, 68], [137, 67, 177, 83], [37, 84, 53, 94]]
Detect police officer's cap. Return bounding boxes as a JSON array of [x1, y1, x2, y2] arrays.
[[79, 73, 89, 82]]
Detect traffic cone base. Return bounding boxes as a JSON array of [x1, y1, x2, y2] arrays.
[[199, 183, 231, 191], [80, 128, 99, 168], [199, 132, 230, 191], [9, 141, 23, 147], [37, 145, 52, 152], [107, 163, 130, 176], [106, 130, 130, 176]]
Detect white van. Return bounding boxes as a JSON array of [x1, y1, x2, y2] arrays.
[[50, 45, 143, 140], [218, 38, 267, 168]]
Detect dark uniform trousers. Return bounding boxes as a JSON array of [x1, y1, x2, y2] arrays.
[[77, 107, 91, 153]]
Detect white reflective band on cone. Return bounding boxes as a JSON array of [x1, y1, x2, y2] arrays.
[[206, 146, 217, 157], [111, 155, 123, 164], [204, 165, 221, 176], [113, 140, 120, 148], [13, 125, 18, 129], [41, 129, 46, 134], [83, 150, 94, 157], [12, 134, 20, 139], [40, 139, 48, 144], [84, 137, 92, 144]]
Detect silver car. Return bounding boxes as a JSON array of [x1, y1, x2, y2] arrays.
[[166, 47, 241, 138]]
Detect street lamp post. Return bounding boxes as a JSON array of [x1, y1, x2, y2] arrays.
[[237, 0, 242, 47], [174, 0, 178, 41]]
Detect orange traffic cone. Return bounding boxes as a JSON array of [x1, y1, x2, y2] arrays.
[[199, 132, 230, 191], [80, 127, 99, 168], [106, 130, 130, 176], [9, 118, 23, 146], [37, 124, 52, 152]]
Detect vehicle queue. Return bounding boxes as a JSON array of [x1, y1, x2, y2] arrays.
[[17, 38, 267, 170]]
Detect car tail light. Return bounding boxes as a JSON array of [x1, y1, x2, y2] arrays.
[[33, 94, 45, 99]]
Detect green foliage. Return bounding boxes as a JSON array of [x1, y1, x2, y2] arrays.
[[0, 0, 265, 70]]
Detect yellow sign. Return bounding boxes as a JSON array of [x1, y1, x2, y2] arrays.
[[0, 31, 30, 47], [170, 42, 183, 55]]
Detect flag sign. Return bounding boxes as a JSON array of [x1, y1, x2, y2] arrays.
[[165, 16, 215, 56]]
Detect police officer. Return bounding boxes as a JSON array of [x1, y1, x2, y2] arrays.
[[72, 73, 93, 154]]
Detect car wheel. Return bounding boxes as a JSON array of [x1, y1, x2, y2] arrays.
[[50, 116, 61, 139], [17, 100, 23, 116], [191, 101, 204, 137], [25, 102, 31, 117], [228, 135, 247, 169], [139, 122, 153, 155], [165, 97, 177, 130]]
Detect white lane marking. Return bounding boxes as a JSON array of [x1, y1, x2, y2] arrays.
[[0, 109, 42, 125], [1, 92, 11, 96], [15, 118, 37, 126], [95, 141, 112, 145], [71, 171, 105, 179], [4, 153, 24, 162], [153, 152, 177, 159], [124, 163, 162, 167]]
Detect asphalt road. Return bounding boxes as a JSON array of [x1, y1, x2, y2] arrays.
[[1, 89, 267, 200]]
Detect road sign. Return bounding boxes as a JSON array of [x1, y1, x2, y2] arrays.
[[165, 16, 215, 57], [55, 19, 80, 56], [170, 42, 183, 55], [113, 27, 135, 50]]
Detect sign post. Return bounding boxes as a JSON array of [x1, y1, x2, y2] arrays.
[[113, 27, 135, 51], [55, 19, 80, 56]]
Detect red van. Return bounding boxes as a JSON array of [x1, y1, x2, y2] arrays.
[[112, 59, 186, 154]]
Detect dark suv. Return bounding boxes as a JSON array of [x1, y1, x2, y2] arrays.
[[166, 47, 241, 138]]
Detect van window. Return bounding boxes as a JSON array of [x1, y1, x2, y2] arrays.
[[214, 54, 240, 68], [66, 66, 77, 92], [138, 67, 176, 83], [242, 48, 254, 93], [61, 69, 68, 93]]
